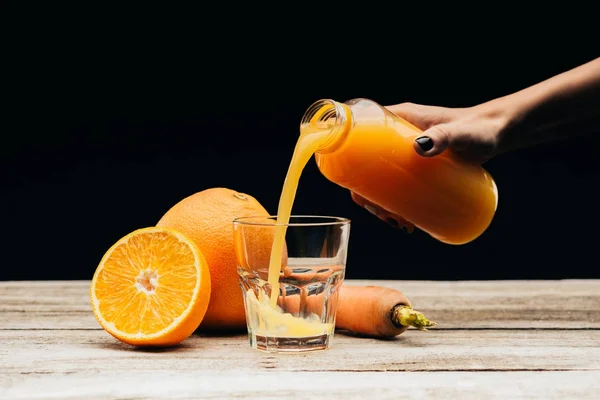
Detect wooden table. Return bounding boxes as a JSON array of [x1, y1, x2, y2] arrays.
[[1, 280, 599, 399]]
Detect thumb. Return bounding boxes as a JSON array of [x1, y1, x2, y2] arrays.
[[413, 125, 452, 157]]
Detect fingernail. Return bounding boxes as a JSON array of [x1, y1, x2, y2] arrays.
[[415, 136, 434, 151], [364, 204, 378, 216]]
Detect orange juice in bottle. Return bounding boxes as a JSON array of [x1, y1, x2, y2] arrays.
[[301, 98, 498, 245]]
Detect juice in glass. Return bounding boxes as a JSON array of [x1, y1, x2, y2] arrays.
[[234, 215, 350, 352]]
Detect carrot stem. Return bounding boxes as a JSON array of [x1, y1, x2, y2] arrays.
[[391, 305, 437, 331]]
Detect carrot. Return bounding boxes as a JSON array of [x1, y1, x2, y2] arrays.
[[277, 284, 435, 338], [335, 285, 436, 338]]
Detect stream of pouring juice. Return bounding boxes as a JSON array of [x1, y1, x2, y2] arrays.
[[244, 117, 333, 338], [266, 128, 330, 306]]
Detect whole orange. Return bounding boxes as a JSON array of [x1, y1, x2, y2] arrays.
[[156, 187, 278, 331]]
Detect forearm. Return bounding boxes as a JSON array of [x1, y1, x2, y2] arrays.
[[484, 57, 600, 152]]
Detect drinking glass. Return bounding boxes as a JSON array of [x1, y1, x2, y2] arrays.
[[233, 215, 351, 353]]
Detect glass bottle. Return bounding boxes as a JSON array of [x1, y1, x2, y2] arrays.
[[301, 98, 498, 245]]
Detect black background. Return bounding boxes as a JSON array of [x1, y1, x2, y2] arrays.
[[3, 9, 599, 282]]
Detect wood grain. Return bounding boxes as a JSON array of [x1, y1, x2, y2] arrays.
[[2, 371, 600, 400], [2, 329, 599, 374], [1, 279, 599, 399], [1, 280, 599, 329]]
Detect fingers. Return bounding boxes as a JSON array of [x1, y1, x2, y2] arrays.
[[350, 192, 414, 233], [385, 102, 453, 130], [387, 102, 456, 158], [385, 102, 430, 131], [413, 125, 452, 157]]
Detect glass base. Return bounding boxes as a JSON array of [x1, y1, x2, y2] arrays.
[[249, 332, 332, 353]]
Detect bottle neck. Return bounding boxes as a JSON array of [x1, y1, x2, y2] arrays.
[[300, 99, 352, 154]]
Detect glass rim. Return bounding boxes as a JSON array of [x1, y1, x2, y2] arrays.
[[233, 215, 351, 227]]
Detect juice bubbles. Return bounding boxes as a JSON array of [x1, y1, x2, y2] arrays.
[[303, 98, 499, 245]]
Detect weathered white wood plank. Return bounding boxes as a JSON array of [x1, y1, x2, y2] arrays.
[[1, 280, 599, 329], [2, 280, 600, 399], [1, 371, 599, 400], [1, 329, 599, 373]]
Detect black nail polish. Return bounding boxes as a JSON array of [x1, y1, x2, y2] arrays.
[[415, 136, 434, 151]]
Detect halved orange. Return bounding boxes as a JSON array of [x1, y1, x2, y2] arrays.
[[90, 226, 211, 347]]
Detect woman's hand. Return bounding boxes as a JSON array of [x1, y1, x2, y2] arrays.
[[350, 101, 510, 230], [352, 58, 600, 231], [387, 102, 510, 164]]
